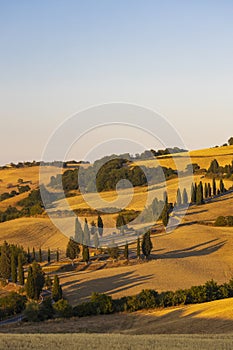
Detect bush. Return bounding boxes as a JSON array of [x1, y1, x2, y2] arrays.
[[215, 216, 228, 226], [53, 299, 73, 318], [0, 292, 26, 320]]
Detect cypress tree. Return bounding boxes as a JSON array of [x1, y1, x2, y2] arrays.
[[82, 245, 89, 264], [39, 248, 42, 263], [48, 248, 51, 263], [32, 261, 45, 300], [141, 232, 153, 259], [97, 215, 103, 237], [182, 188, 188, 205], [204, 183, 208, 198], [124, 243, 129, 260], [163, 191, 168, 205], [52, 275, 63, 302], [83, 218, 90, 246], [220, 179, 225, 193], [26, 266, 35, 299], [0, 241, 11, 281], [196, 181, 204, 205], [161, 203, 169, 227], [94, 232, 99, 249], [27, 247, 31, 264], [213, 178, 217, 196], [176, 188, 182, 207], [32, 247, 36, 262], [56, 249, 59, 262], [137, 237, 141, 259], [74, 217, 84, 244], [191, 183, 196, 203], [208, 183, 212, 197], [11, 253, 17, 283], [18, 254, 24, 285]]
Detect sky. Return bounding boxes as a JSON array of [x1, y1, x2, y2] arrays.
[[1, 0, 233, 164]]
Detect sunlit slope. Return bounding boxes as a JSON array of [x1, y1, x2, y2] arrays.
[[0, 217, 68, 251]]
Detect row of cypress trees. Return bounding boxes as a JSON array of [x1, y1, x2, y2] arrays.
[[27, 247, 59, 264]]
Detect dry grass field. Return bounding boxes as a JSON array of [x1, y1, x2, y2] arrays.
[[1, 333, 233, 350]]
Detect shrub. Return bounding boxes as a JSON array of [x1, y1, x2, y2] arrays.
[[53, 299, 73, 318], [215, 216, 228, 226]]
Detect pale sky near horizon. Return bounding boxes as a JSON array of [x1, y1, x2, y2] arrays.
[[1, 0, 233, 164]]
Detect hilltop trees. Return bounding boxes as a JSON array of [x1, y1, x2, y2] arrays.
[[142, 231, 153, 259]]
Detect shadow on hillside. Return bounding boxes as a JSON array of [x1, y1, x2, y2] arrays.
[[152, 238, 226, 260], [62, 271, 154, 302]]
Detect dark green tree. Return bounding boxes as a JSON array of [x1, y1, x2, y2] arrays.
[[66, 238, 80, 264], [141, 231, 153, 259], [11, 253, 17, 283], [52, 275, 63, 302], [0, 241, 11, 281], [18, 254, 24, 285], [220, 179, 225, 193], [56, 249, 59, 262], [124, 243, 129, 260], [27, 247, 31, 264], [208, 183, 212, 197], [25, 266, 35, 299], [204, 183, 208, 198], [82, 245, 89, 264], [74, 217, 84, 244], [97, 215, 104, 237], [191, 183, 196, 203], [213, 178, 217, 196], [39, 248, 42, 263], [228, 137, 233, 146], [196, 181, 204, 205], [161, 203, 169, 227], [45, 275, 52, 290], [32, 261, 45, 300], [47, 248, 51, 263], [32, 247, 36, 262]]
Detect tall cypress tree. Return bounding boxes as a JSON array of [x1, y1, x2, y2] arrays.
[[204, 183, 208, 198], [52, 275, 63, 302], [32, 247, 36, 262], [124, 243, 129, 260], [141, 232, 153, 259], [83, 218, 90, 246], [191, 183, 196, 203], [74, 217, 84, 244], [220, 179, 225, 193], [82, 245, 89, 264], [137, 237, 141, 259], [11, 253, 17, 283], [161, 203, 169, 227], [39, 248, 42, 263], [196, 182, 204, 205], [18, 254, 24, 285], [94, 232, 99, 248], [27, 247, 31, 264], [0, 241, 11, 281], [176, 188, 182, 207], [182, 188, 188, 205], [48, 248, 51, 263], [213, 178, 217, 196], [56, 249, 59, 262], [208, 183, 212, 197], [97, 215, 104, 237], [26, 266, 35, 299]]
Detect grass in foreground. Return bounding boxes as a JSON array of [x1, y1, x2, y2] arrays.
[[0, 333, 233, 350]]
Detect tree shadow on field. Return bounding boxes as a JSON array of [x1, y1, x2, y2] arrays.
[[151, 239, 226, 260], [62, 271, 154, 303]]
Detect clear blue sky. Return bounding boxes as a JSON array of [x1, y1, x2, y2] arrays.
[[1, 0, 233, 164]]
